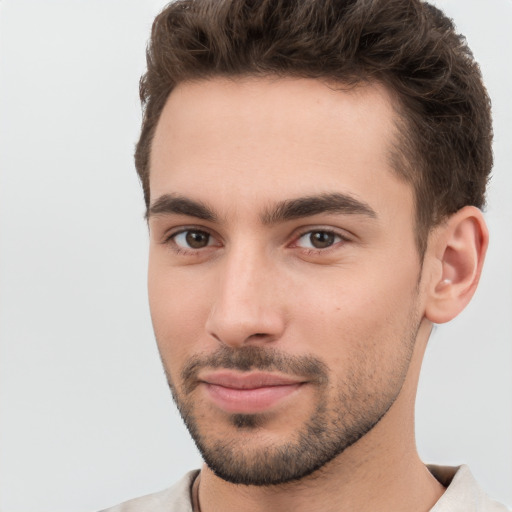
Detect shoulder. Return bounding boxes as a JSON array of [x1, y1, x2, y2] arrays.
[[98, 470, 199, 512], [428, 465, 510, 512]]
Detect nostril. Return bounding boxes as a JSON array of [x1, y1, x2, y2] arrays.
[[246, 333, 273, 342]]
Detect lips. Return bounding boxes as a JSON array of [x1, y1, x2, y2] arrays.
[[200, 371, 304, 414]]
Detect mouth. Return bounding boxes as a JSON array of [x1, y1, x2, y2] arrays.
[[199, 371, 305, 414]]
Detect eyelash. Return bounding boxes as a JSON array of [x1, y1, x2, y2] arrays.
[[163, 227, 219, 256], [162, 227, 350, 256], [291, 228, 350, 254]]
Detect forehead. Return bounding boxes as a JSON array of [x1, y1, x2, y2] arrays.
[[149, 76, 412, 221]]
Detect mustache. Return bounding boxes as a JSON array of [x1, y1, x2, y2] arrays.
[[180, 345, 329, 395]]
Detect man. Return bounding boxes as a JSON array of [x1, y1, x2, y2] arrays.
[[102, 0, 508, 510]]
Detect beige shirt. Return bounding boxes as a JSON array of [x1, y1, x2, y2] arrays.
[[99, 465, 509, 512]]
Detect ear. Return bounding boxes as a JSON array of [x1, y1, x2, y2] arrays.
[[424, 206, 489, 324]]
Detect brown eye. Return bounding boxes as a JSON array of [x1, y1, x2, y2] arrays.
[[309, 231, 336, 248], [296, 230, 342, 250], [187, 231, 210, 248], [173, 230, 212, 249]]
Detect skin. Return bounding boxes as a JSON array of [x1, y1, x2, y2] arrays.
[[147, 77, 488, 512]]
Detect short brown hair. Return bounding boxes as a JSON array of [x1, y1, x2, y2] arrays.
[[136, 0, 492, 254]]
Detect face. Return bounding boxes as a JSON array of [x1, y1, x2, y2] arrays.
[[148, 77, 425, 485]]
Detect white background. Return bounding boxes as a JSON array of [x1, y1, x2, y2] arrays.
[[0, 1, 510, 511]]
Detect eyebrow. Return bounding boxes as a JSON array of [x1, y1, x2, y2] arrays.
[[261, 193, 377, 224], [146, 192, 377, 224], [146, 194, 217, 222]]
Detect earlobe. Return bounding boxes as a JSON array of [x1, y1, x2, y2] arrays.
[[424, 206, 489, 324]]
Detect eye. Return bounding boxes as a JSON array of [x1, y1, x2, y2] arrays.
[[172, 229, 215, 249], [295, 230, 344, 250]]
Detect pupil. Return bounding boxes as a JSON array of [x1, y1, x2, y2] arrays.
[[186, 231, 209, 248], [311, 231, 334, 248]]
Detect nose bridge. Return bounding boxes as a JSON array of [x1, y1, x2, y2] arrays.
[[206, 239, 284, 346]]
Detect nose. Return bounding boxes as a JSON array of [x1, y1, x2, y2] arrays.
[[205, 245, 286, 348]]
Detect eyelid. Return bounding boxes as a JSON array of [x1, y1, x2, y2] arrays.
[[289, 226, 351, 250], [162, 226, 223, 253], [293, 226, 351, 240], [159, 224, 351, 254], [162, 224, 214, 241]]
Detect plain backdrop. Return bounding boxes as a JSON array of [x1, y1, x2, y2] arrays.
[[0, 1, 510, 511]]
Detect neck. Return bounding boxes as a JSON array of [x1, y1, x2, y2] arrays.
[[196, 321, 444, 512]]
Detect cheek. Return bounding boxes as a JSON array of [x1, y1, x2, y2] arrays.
[[148, 261, 214, 366], [287, 262, 420, 365]]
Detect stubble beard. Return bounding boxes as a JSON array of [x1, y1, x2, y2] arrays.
[[161, 321, 419, 487]]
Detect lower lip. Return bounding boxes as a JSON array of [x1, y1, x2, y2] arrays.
[[204, 383, 302, 414]]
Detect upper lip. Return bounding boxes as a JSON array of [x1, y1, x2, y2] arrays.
[[200, 371, 304, 389]]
